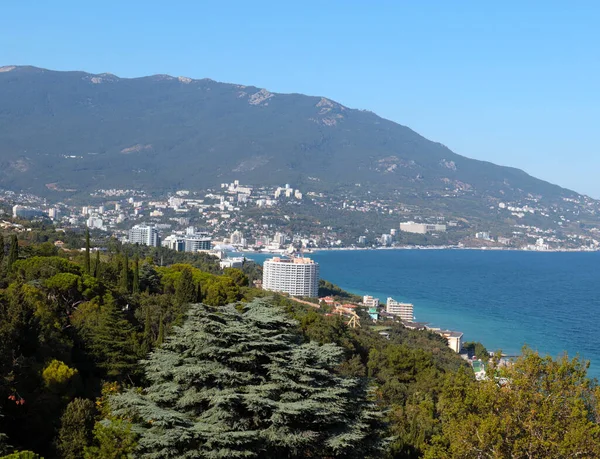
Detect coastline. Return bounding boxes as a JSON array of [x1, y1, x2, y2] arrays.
[[240, 245, 600, 255], [241, 249, 600, 378]]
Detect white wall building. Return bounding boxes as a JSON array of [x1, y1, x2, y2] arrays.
[[399, 222, 447, 234], [386, 297, 414, 321], [363, 295, 380, 308], [262, 257, 320, 298], [128, 224, 160, 247], [428, 328, 463, 353], [86, 216, 104, 230]]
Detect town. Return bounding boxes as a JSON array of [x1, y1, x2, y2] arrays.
[[2, 178, 600, 253]]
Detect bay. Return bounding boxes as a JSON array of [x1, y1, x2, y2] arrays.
[[245, 249, 600, 378]]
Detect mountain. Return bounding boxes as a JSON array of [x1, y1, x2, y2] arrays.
[[0, 65, 582, 206]]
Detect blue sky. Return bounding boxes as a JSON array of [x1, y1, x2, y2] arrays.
[[2, 1, 599, 196]]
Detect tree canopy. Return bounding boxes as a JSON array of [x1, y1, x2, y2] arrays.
[[108, 299, 384, 458]]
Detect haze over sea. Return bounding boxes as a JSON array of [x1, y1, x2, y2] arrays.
[[246, 250, 600, 378]]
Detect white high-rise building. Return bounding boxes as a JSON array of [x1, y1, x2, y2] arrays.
[[386, 297, 414, 321], [128, 224, 160, 247], [183, 227, 212, 252], [86, 216, 104, 229], [48, 208, 59, 220], [273, 232, 286, 246], [363, 295, 380, 308], [230, 230, 244, 246], [262, 257, 320, 298]]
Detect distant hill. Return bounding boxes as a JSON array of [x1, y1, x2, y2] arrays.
[[0, 65, 580, 206]]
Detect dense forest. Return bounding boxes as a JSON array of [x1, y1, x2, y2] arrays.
[[0, 225, 599, 458]]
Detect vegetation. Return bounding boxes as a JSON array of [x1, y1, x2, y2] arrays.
[[462, 341, 489, 360], [109, 300, 384, 458], [0, 227, 598, 457]]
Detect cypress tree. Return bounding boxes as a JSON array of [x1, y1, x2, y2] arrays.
[[93, 250, 101, 278], [7, 234, 18, 270], [174, 266, 195, 306], [156, 315, 165, 346], [0, 234, 4, 267], [120, 253, 129, 293], [89, 295, 136, 379], [84, 228, 91, 275], [142, 307, 152, 355], [132, 254, 140, 295], [109, 299, 384, 458]]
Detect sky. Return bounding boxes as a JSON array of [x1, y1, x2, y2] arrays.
[[2, 1, 599, 196]]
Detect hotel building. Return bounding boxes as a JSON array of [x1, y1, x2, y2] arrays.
[[128, 224, 160, 247], [386, 297, 414, 321], [262, 257, 320, 298]]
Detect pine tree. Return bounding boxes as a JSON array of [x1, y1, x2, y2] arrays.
[[174, 266, 196, 306], [109, 299, 384, 458], [84, 228, 91, 275], [132, 254, 140, 295], [119, 253, 129, 293], [7, 235, 18, 270]]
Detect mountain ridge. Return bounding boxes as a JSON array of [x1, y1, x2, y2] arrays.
[[0, 65, 582, 210]]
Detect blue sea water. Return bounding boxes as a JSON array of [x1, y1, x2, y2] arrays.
[[245, 250, 600, 378]]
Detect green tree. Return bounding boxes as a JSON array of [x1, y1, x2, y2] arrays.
[[462, 341, 489, 361], [174, 266, 196, 306], [132, 254, 140, 295], [0, 452, 41, 459], [80, 295, 136, 380], [93, 250, 101, 278], [0, 234, 4, 268], [57, 398, 97, 459], [108, 299, 384, 458], [141, 307, 152, 355], [84, 228, 91, 275], [7, 235, 18, 270], [223, 267, 249, 287], [119, 253, 129, 294], [426, 348, 600, 458], [156, 315, 165, 346], [84, 419, 137, 459]]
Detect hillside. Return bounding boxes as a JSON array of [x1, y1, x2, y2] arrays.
[[0, 65, 580, 203]]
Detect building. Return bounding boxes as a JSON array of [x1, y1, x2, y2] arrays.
[[128, 224, 160, 247], [273, 232, 286, 247], [183, 226, 212, 252], [47, 208, 59, 220], [12, 205, 47, 219], [86, 216, 104, 230], [262, 256, 320, 298], [363, 295, 380, 308], [162, 235, 185, 252], [429, 329, 463, 353], [184, 234, 212, 252], [230, 230, 244, 246], [219, 257, 245, 269], [368, 307, 379, 321], [386, 297, 414, 321], [399, 222, 447, 234]]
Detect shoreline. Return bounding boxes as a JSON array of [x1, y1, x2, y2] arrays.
[[239, 245, 600, 255], [240, 249, 599, 374]]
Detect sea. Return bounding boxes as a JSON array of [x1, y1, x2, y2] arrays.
[[244, 249, 600, 379]]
